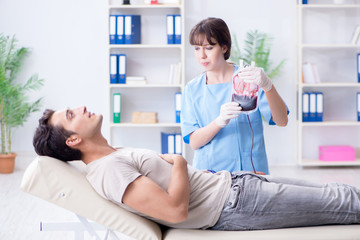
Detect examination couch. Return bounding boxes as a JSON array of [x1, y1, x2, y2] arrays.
[[21, 156, 360, 240]]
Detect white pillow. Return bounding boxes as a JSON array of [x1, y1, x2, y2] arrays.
[[21, 156, 162, 240]]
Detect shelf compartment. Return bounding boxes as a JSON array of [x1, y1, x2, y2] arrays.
[[110, 122, 180, 127], [300, 7, 360, 45], [301, 47, 359, 84], [109, 4, 181, 9], [108, 48, 181, 85], [299, 159, 360, 167], [301, 126, 360, 161], [109, 84, 182, 88], [109, 44, 182, 49], [110, 87, 180, 123], [300, 83, 360, 87], [301, 44, 360, 48], [110, 126, 181, 154], [299, 121, 360, 127], [300, 4, 360, 9]]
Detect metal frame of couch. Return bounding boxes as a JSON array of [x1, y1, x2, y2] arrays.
[[21, 156, 360, 240]]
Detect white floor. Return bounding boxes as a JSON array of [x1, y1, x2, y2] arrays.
[[1, 153, 360, 240]]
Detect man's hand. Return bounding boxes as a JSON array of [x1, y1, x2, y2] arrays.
[[123, 153, 189, 223], [159, 154, 186, 165]]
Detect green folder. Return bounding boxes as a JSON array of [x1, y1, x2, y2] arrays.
[[113, 93, 121, 123]]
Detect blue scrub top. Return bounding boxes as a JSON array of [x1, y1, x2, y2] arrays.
[[181, 65, 288, 174]]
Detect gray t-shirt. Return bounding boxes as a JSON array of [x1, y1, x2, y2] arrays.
[[86, 147, 231, 229]]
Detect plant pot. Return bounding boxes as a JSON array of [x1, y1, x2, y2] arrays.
[[0, 153, 17, 174]]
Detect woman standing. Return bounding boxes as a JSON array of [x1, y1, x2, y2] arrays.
[[181, 18, 288, 174]]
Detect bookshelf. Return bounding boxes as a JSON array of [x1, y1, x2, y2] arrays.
[[107, 0, 185, 156], [296, 0, 360, 166]]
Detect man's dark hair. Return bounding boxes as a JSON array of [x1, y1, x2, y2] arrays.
[[189, 17, 232, 60], [33, 109, 82, 161]]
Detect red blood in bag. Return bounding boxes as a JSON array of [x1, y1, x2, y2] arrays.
[[232, 94, 258, 111]]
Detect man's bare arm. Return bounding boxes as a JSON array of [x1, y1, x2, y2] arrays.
[[122, 154, 190, 223]]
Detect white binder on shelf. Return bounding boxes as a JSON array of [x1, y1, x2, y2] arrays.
[[351, 25, 360, 45], [168, 64, 176, 85], [174, 62, 182, 85], [126, 76, 146, 85], [302, 62, 320, 84]]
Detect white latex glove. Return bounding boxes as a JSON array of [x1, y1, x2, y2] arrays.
[[215, 102, 242, 128], [238, 66, 273, 92]]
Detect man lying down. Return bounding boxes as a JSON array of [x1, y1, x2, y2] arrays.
[[33, 106, 360, 231]]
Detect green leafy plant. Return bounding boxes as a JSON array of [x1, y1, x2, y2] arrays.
[[0, 34, 43, 154], [230, 30, 286, 79]]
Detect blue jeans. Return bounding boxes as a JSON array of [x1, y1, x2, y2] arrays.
[[210, 172, 360, 230]]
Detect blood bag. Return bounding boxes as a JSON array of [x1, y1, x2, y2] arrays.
[[231, 61, 259, 114]]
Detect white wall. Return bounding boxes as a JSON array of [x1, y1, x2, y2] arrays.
[[0, 0, 109, 152], [0, 0, 297, 165]]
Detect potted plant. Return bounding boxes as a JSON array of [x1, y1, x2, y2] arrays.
[[230, 29, 286, 79], [0, 34, 43, 173]]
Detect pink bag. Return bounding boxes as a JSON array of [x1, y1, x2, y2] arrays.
[[319, 145, 355, 162]]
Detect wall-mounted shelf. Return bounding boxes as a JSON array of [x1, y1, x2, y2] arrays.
[[107, 0, 186, 155], [296, 2, 360, 167], [299, 121, 360, 127], [301, 159, 360, 167], [110, 123, 181, 127], [108, 4, 181, 9], [110, 44, 182, 49], [109, 84, 182, 88]]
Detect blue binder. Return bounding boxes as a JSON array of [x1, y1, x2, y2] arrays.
[[161, 132, 175, 154], [109, 54, 117, 84], [166, 15, 175, 44], [109, 15, 117, 44], [357, 92, 360, 121], [175, 92, 181, 123], [302, 92, 310, 122], [174, 15, 181, 44], [124, 15, 141, 44], [315, 92, 323, 122], [117, 54, 126, 84], [116, 15, 125, 44], [309, 92, 316, 122], [357, 53, 360, 83]]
